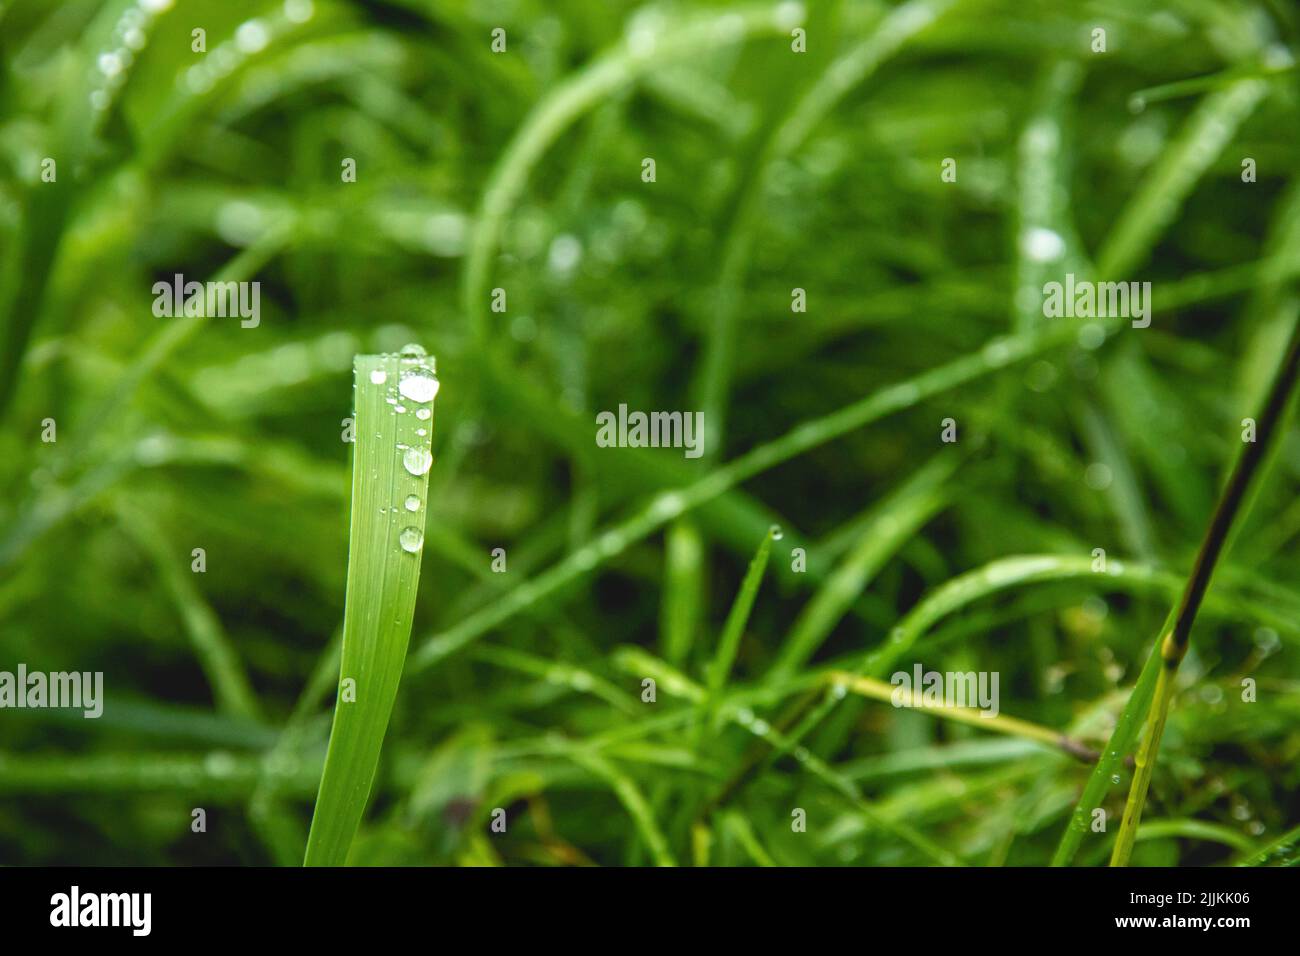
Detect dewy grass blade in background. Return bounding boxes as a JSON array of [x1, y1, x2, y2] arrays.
[[304, 347, 439, 866]]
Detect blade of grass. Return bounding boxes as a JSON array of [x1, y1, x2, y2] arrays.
[[1235, 822, 1300, 866], [723, 811, 777, 867], [249, 627, 343, 866], [112, 499, 262, 722], [1096, 77, 1270, 277], [1109, 318, 1300, 867], [855, 554, 1170, 680], [702, 524, 777, 726], [0, 0, 173, 418], [824, 671, 1098, 762], [1013, 60, 1087, 333], [660, 518, 705, 667], [1135, 819, 1254, 854], [0, 751, 320, 799], [303, 349, 439, 866], [468, 644, 639, 716], [566, 749, 677, 867], [1050, 642, 1162, 866]]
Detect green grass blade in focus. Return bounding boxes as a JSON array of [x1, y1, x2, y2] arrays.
[[304, 348, 439, 866]]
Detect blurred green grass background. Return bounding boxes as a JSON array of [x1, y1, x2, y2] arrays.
[[1, 0, 1299, 866]]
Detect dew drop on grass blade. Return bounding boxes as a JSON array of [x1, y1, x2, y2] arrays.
[[304, 348, 439, 866]]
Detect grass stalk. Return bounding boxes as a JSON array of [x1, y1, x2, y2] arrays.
[[113, 500, 262, 722], [825, 671, 1098, 762], [701, 525, 777, 729], [1109, 319, 1300, 866], [660, 518, 705, 666], [303, 349, 439, 866], [1235, 822, 1300, 866]]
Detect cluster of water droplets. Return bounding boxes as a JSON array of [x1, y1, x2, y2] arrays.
[[89, 0, 173, 118], [379, 344, 438, 555], [181, 1, 314, 97]]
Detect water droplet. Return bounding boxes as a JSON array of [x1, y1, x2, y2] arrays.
[[769, 524, 784, 540], [98, 52, 124, 77], [1254, 627, 1280, 654], [284, 0, 314, 25], [547, 234, 582, 276], [1110, 774, 1121, 784], [402, 447, 432, 475], [235, 19, 270, 54], [983, 339, 1014, 366], [1021, 227, 1065, 263], [399, 342, 426, 357], [205, 752, 238, 777], [1025, 360, 1058, 393], [399, 527, 424, 553], [398, 370, 440, 403], [1077, 323, 1106, 351], [1084, 462, 1113, 490], [415, 407, 431, 421], [369, 369, 387, 384], [404, 494, 421, 512], [775, 1, 804, 31], [650, 492, 685, 520]]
